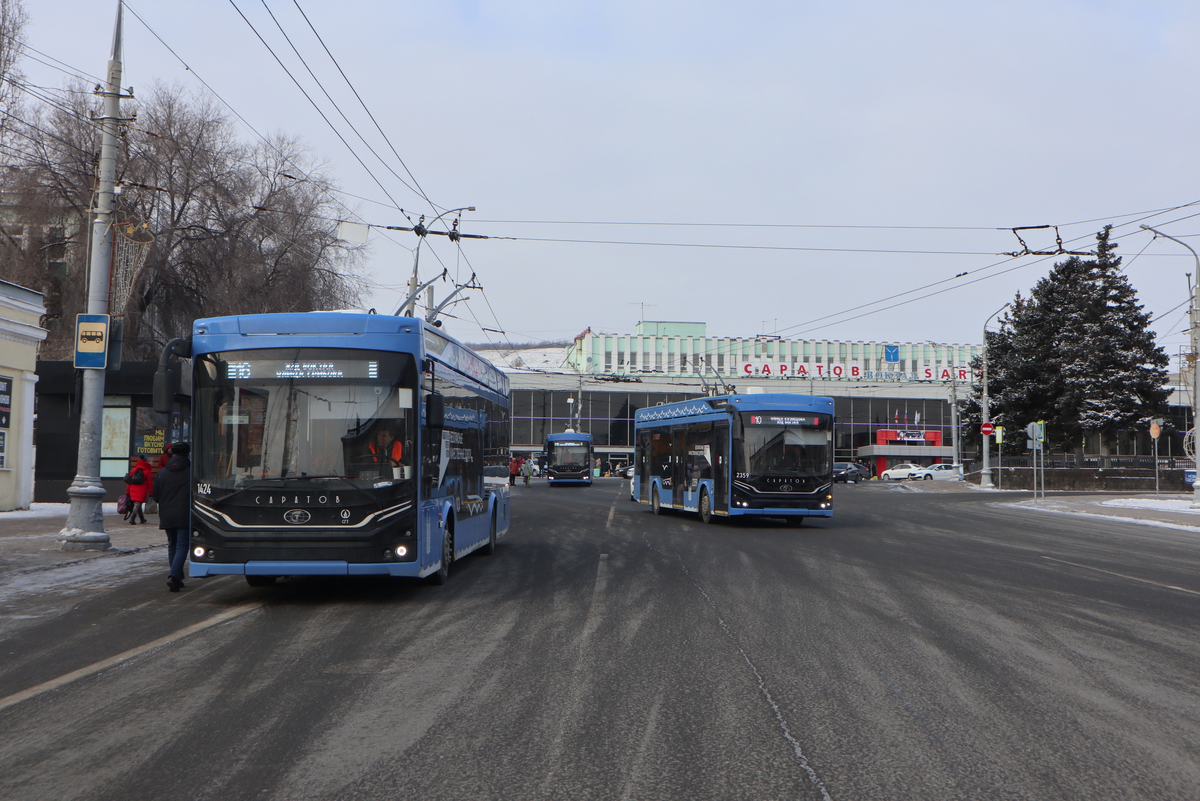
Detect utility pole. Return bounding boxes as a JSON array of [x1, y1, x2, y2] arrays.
[[59, 3, 126, 551], [980, 304, 1009, 488], [1142, 225, 1200, 507], [950, 376, 959, 467]]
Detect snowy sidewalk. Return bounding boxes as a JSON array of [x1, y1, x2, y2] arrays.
[[0, 503, 166, 575], [999, 493, 1200, 534]]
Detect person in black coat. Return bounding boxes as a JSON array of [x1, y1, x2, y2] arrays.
[[153, 442, 192, 592]]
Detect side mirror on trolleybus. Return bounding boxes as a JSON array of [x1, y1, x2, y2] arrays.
[[425, 393, 444, 428]]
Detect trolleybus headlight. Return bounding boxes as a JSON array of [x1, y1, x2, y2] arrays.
[[193, 546, 206, 559], [395, 546, 407, 557], [384, 549, 392, 559]]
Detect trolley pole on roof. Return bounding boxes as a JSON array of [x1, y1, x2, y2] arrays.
[[59, 3, 126, 551]]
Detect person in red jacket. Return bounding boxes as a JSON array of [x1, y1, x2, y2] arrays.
[[124, 456, 154, 524]]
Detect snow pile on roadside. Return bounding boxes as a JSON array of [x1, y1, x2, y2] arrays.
[[1100, 498, 1200, 514], [0, 502, 120, 520]]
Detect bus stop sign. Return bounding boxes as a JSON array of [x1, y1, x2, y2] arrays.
[[74, 314, 109, 369]]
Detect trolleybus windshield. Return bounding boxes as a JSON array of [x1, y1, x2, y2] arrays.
[[738, 411, 832, 490], [547, 440, 589, 471], [194, 348, 416, 494]]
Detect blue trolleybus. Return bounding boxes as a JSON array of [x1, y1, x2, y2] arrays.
[[543, 431, 593, 485], [154, 312, 511, 586], [632, 393, 834, 524]]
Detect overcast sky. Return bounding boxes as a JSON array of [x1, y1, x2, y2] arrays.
[[22, 1, 1200, 354]]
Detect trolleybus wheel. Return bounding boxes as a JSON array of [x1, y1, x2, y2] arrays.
[[430, 524, 453, 585], [246, 575, 276, 587], [483, 511, 497, 556], [699, 489, 713, 525], [788, 517, 805, 527], [651, 486, 662, 515]]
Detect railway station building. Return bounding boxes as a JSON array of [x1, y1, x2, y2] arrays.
[[477, 321, 985, 476]]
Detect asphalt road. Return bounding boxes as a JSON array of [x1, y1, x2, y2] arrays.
[[2, 481, 1200, 800]]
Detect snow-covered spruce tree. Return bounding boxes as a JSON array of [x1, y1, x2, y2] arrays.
[[967, 227, 1169, 457]]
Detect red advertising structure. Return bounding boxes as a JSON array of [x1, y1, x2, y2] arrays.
[[872, 429, 943, 476]]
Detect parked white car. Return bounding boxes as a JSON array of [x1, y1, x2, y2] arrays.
[[880, 463, 923, 481], [909, 463, 963, 481]]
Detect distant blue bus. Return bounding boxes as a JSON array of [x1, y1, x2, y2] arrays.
[[543, 431, 593, 485], [156, 312, 511, 586], [632, 393, 834, 524]]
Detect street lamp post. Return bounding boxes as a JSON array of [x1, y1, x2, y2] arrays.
[[1142, 225, 1200, 508], [980, 304, 1010, 489]]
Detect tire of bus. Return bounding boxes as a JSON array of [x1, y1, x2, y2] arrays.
[[651, 486, 662, 515], [483, 510, 497, 556], [429, 521, 453, 585], [787, 516, 805, 526], [246, 575, 276, 587], [699, 489, 713, 525]]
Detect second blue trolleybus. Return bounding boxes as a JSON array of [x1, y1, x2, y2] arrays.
[[543, 431, 593, 485], [155, 311, 511, 586], [632, 393, 833, 524]]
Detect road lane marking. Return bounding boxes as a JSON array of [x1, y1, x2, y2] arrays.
[[0, 602, 265, 714], [1042, 557, 1200, 597]]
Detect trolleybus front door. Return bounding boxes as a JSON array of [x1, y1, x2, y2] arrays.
[[713, 421, 730, 513]]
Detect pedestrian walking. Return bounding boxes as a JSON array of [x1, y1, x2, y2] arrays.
[[509, 455, 521, 486], [521, 457, 533, 486], [153, 442, 192, 593], [158, 443, 172, 471], [123, 456, 153, 524]]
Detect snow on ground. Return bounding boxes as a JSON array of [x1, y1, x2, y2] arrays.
[[1099, 498, 1200, 514], [0, 502, 119, 520]]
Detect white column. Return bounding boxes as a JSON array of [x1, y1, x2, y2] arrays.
[[17, 371, 37, 509]]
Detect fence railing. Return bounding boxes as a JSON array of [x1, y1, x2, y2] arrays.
[[983, 455, 1195, 470]]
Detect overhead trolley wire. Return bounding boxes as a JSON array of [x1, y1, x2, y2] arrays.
[[0, 29, 105, 84], [123, 2, 411, 253], [775, 204, 1200, 338], [226, 0, 409, 212], [254, 0, 430, 209], [289, 0, 440, 213], [467, 203, 1196, 233], [500, 236, 997, 256]]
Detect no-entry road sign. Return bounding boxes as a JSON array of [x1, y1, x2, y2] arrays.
[[980, 423, 994, 436]]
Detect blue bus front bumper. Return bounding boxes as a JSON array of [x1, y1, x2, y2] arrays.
[[191, 560, 425, 577], [731, 508, 833, 517]]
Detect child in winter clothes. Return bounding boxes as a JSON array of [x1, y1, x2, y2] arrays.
[[124, 457, 153, 524]]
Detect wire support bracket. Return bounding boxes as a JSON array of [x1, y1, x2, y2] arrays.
[[1002, 225, 1095, 257]]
